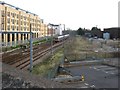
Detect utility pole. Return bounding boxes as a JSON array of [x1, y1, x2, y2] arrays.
[[51, 26, 53, 56], [30, 24, 33, 72], [63, 24, 65, 62], [49, 23, 60, 56]]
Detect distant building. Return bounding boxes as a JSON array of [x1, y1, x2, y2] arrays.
[[54, 25, 61, 35], [103, 32, 110, 40], [47, 23, 61, 36], [103, 27, 120, 39], [47, 24, 55, 36]]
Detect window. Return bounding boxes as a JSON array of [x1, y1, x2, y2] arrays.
[[7, 18, 10, 24], [24, 27, 26, 31], [21, 21, 23, 25], [11, 13, 13, 16], [12, 26, 14, 30], [7, 12, 10, 17], [12, 19, 14, 24], [24, 17, 26, 20], [1, 18, 4, 24], [17, 20, 19, 25], [21, 27, 23, 31], [27, 23, 29, 26], [17, 26, 19, 31], [11, 13, 14, 18], [14, 20, 16, 24], [27, 27, 29, 31], [1, 10, 4, 17], [12, 13, 15, 18], [1, 24, 4, 30], [21, 15, 23, 19], [7, 25, 10, 30], [17, 14, 19, 18], [14, 13, 16, 17], [24, 22, 26, 25]]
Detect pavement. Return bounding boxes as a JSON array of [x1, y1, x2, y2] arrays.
[[66, 65, 119, 88]]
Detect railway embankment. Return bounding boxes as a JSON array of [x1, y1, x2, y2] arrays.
[[32, 48, 63, 78], [2, 62, 73, 88]]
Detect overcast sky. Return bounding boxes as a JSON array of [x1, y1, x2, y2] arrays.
[[2, 0, 119, 30]]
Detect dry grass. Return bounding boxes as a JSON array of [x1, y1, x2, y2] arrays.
[[64, 36, 119, 61]]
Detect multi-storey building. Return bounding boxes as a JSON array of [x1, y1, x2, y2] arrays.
[[0, 1, 49, 46]]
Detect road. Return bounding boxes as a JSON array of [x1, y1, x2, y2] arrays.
[[66, 65, 119, 88]]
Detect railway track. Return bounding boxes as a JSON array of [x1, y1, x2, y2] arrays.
[[18, 42, 63, 70], [2, 41, 64, 70], [2, 42, 51, 64]]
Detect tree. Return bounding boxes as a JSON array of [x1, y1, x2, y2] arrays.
[[77, 28, 85, 35], [91, 27, 102, 37], [91, 27, 101, 32]]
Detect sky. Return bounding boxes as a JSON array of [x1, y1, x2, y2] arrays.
[[1, 0, 119, 30]]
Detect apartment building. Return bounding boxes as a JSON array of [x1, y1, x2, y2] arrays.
[[0, 2, 48, 46]]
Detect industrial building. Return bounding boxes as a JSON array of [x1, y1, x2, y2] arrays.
[[0, 1, 55, 46], [104, 27, 120, 39]]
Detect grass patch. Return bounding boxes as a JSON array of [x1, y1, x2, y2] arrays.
[[33, 39, 47, 45], [32, 49, 63, 77], [2, 45, 21, 52]]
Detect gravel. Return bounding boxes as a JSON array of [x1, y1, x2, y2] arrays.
[[2, 73, 39, 88]]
